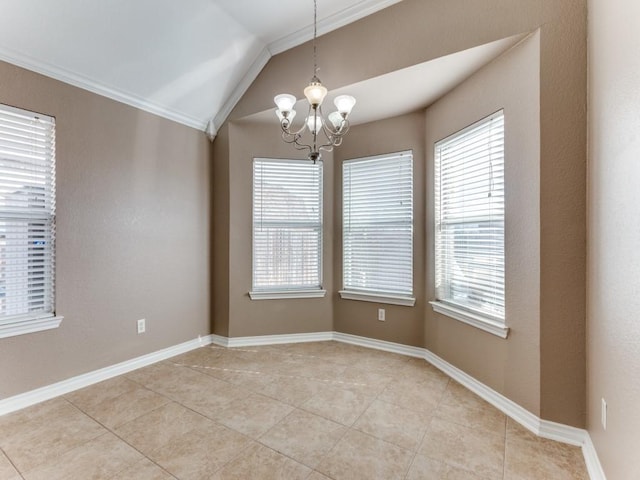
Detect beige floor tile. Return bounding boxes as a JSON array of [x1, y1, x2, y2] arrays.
[[316, 429, 414, 480], [0, 398, 107, 473], [331, 366, 395, 396], [192, 363, 277, 391], [307, 472, 333, 480], [353, 399, 431, 451], [0, 450, 21, 480], [349, 349, 412, 374], [259, 374, 331, 406], [70, 383, 170, 429], [434, 399, 506, 436], [114, 401, 206, 454], [504, 419, 588, 480], [130, 361, 249, 418], [110, 458, 175, 479], [130, 361, 248, 410], [301, 384, 374, 426], [418, 417, 505, 479], [23, 432, 142, 480], [210, 393, 294, 438], [407, 454, 488, 480], [378, 376, 446, 415], [148, 422, 251, 480], [169, 345, 229, 367], [259, 409, 346, 468], [442, 380, 494, 411], [402, 358, 452, 385], [210, 442, 311, 480], [64, 376, 140, 410]]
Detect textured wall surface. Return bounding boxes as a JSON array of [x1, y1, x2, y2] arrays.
[[587, 0, 640, 477], [0, 60, 211, 399]]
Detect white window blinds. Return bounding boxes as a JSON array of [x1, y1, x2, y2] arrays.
[[343, 151, 413, 298], [252, 158, 323, 292], [0, 104, 56, 323], [434, 111, 505, 322]]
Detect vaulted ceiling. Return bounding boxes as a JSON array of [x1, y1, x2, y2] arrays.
[[0, 0, 402, 131], [0, 0, 526, 138]]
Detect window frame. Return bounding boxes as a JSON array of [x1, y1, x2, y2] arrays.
[[249, 157, 325, 300], [0, 103, 62, 339], [340, 150, 415, 307], [430, 110, 508, 338]]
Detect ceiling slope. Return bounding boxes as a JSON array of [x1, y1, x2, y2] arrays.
[[0, 0, 402, 132]]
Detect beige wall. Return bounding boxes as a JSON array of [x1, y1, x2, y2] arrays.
[[0, 60, 211, 399], [425, 33, 541, 417], [217, 0, 586, 427], [223, 120, 334, 337], [333, 112, 426, 347], [587, 0, 640, 477]]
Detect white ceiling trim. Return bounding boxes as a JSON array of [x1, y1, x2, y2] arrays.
[[211, 47, 271, 137], [0, 44, 205, 130], [268, 0, 403, 55], [209, 0, 403, 139]]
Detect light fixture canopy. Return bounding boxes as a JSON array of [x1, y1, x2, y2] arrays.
[[273, 0, 355, 163]]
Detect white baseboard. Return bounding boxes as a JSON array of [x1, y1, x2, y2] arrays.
[[212, 331, 333, 348], [0, 334, 213, 416], [582, 433, 607, 480], [0, 329, 606, 480]]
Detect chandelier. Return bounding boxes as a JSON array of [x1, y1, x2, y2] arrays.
[[274, 0, 356, 163]]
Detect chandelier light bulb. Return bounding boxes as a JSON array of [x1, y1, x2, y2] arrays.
[[304, 81, 328, 106], [334, 95, 356, 116], [274, 94, 297, 113], [276, 108, 296, 124], [328, 111, 344, 129], [306, 114, 323, 133]]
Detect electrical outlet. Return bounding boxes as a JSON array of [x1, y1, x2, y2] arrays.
[[601, 398, 607, 430], [137, 318, 146, 334], [378, 308, 385, 321]]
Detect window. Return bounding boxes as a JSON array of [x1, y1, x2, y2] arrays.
[[250, 158, 325, 299], [0, 104, 61, 339], [431, 110, 507, 338], [341, 151, 414, 306]]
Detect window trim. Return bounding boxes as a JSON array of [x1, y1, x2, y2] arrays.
[[432, 110, 506, 336], [249, 289, 327, 300], [339, 290, 415, 307], [430, 301, 509, 338], [0, 103, 62, 339], [250, 157, 324, 298], [0, 314, 63, 339], [341, 150, 415, 305]]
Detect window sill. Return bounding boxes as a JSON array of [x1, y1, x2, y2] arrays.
[[0, 314, 64, 339], [249, 289, 327, 300], [429, 301, 508, 338], [339, 290, 416, 307]]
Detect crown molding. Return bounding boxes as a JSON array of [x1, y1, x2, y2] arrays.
[[268, 0, 404, 55], [0, 46, 206, 131]]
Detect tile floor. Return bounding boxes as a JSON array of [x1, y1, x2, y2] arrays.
[[0, 341, 588, 479]]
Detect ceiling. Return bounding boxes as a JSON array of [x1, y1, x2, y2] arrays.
[[0, 0, 402, 131], [0, 1, 526, 136]]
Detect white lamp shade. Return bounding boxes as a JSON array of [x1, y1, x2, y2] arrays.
[[276, 109, 296, 123], [304, 82, 328, 106], [274, 94, 297, 113], [334, 95, 356, 115], [328, 111, 344, 129], [306, 114, 323, 133]]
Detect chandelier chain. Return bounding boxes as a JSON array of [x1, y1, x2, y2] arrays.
[[313, 0, 318, 77]]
